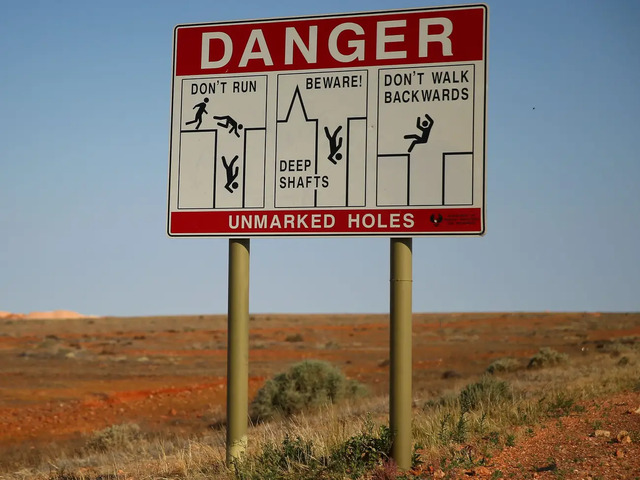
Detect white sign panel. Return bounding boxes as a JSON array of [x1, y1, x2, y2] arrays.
[[168, 5, 488, 236]]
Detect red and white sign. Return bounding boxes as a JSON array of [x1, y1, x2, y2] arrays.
[[168, 5, 488, 237]]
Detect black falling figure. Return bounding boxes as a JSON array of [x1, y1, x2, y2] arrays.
[[222, 155, 240, 193], [215, 115, 243, 138], [324, 125, 344, 164]]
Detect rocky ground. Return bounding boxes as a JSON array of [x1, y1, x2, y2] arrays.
[[423, 391, 640, 479]]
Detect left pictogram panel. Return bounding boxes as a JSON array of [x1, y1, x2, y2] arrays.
[[177, 76, 268, 210]]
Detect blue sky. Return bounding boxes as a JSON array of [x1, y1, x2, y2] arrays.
[[1, 1, 639, 317]]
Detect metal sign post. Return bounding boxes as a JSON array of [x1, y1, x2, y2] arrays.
[[226, 238, 250, 464], [390, 238, 412, 469]]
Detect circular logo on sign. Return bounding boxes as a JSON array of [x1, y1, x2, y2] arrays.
[[430, 214, 443, 226]]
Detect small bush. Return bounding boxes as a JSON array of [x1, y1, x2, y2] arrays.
[[598, 339, 636, 357], [546, 391, 583, 417], [249, 360, 367, 422], [234, 435, 321, 480], [452, 412, 469, 443], [284, 333, 304, 342], [235, 419, 400, 480], [458, 376, 513, 412], [527, 347, 569, 369], [86, 423, 142, 452], [486, 357, 521, 374], [330, 419, 393, 479], [617, 356, 631, 366]]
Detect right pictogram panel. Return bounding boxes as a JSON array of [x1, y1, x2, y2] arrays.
[[377, 64, 475, 207]]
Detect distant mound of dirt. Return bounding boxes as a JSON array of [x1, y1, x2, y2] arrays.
[[0, 310, 98, 320]]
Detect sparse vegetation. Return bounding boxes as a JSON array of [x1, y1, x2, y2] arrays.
[[5, 346, 640, 479], [597, 337, 638, 357], [415, 375, 522, 463], [3, 312, 640, 479], [233, 417, 404, 480]]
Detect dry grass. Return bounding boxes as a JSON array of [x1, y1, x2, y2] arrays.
[[3, 345, 639, 480]]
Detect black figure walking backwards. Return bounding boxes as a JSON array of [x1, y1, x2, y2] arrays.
[[404, 114, 434, 153]]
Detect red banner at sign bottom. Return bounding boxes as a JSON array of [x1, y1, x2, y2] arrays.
[[169, 208, 482, 236]]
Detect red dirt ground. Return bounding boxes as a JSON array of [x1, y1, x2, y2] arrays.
[[0, 312, 638, 473]]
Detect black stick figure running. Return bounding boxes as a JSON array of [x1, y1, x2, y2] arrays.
[[404, 113, 434, 153], [222, 155, 240, 193], [214, 115, 243, 138], [324, 125, 343, 164], [185, 97, 209, 130]]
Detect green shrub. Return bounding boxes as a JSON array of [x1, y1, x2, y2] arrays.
[[284, 333, 304, 342], [234, 418, 401, 480], [598, 339, 636, 357], [545, 391, 581, 417], [249, 360, 367, 422], [86, 423, 142, 452], [234, 435, 321, 480], [329, 418, 393, 479], [486, 357, 521, 374], [617, 356, 631, 366], [458, 376, 513, 413], [527, 347, 569, 369]]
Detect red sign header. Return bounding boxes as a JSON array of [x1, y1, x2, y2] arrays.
[[175, 6, 485, 76]]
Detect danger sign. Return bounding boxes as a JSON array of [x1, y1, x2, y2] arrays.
[[168, 4, 488, 237]]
